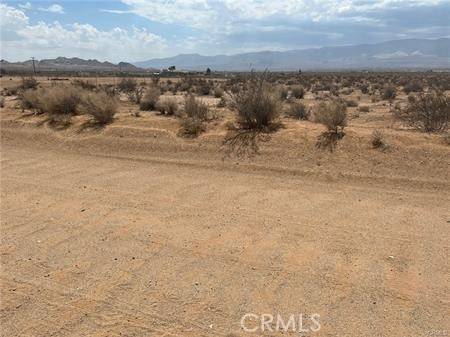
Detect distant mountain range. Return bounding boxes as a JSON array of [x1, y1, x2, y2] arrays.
[[135, 38, 450, 71], [0, 57, 148, 73]]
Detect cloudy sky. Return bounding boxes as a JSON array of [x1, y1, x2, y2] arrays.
[[1, 0, 449, 62]]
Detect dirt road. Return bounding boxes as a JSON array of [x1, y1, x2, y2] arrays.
[[1, 124, 449, 336]]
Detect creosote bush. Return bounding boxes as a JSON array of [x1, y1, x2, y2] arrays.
[[314, 99, 348, 151], [78, 91, 118, 124], [395, 91, 449, 132], [230, 73, 280, 130]]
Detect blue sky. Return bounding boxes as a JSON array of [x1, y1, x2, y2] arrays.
[[1, 0, 449, 62]]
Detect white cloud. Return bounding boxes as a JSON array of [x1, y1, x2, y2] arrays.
[[0, 4, 167, 62], [18, 2, 32, 10], [39, 4, 65, 14], [121, 0, 449, 31]]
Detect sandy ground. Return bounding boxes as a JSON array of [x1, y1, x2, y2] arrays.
[[1, 88, 450, 336]]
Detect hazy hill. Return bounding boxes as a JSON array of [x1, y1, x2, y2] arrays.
[[135, 38, 450, 71], [0, 57, 148, 73]]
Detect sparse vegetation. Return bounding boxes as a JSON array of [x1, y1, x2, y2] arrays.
[[0, 96, 5, 108], [291, 85, 305, 99], [156, 97, 179, 116], [230, 73, 280, 130], [286, 102, 309, 120], [139, 86, 161, 111], [179, 95, 209, 137], [78, 91, 118, 125], [314, 99, 347, 151], [382, 86, 396, 101], [394, 91, 449, 132]]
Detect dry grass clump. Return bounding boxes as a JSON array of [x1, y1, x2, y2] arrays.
[[20, 89, 41, 111], [230, 73, 281, 130], [371, 129, 388, 150], [78, 91, 118, 125], [286, 102, 310, 120], [184, 94, 208, 120], [179, 95, 209, 137], [394, 91, 449, 132], [156, 97, 179, 116], [139, 86, 161, 111], [40, 86, 82, 117], [314, 99, 347, 151]]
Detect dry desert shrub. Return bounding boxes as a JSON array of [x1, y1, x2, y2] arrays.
[[73, 79, 96, 91], [179, 117, 206, 137], [314, 99, 347, 151], [286, 102, 310, 120], [184, 94, 208, 121], [21, 77, 38, 90], [0, 95, 4, 108], [403, 82, 423, 94], [139, 86, 161, 111], [156, 97, 179, 116], [371, 129, 388, 150], [118, 78, 137, 93], [382, 86, 396, 101], [179, 95, 209, 137], [39, 86, 82, 118], [230, 72, 281, 130], [213, 86, 224, 98], [345, 99, 358, 107], [291, 85, 305, 99], [78, 91, 118, 125], [394, 91, 449, 132], [20, 88, 42, 111]]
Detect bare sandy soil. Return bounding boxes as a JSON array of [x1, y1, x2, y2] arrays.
[[1, 84, 450, 336]]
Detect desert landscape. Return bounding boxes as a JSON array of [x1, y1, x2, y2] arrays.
[[1, 70, 449, 336]]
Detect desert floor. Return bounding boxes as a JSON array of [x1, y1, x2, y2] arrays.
[[1, 78, 449, 336]]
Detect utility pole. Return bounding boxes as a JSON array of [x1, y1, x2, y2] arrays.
[[31, 57, 36, 77]]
